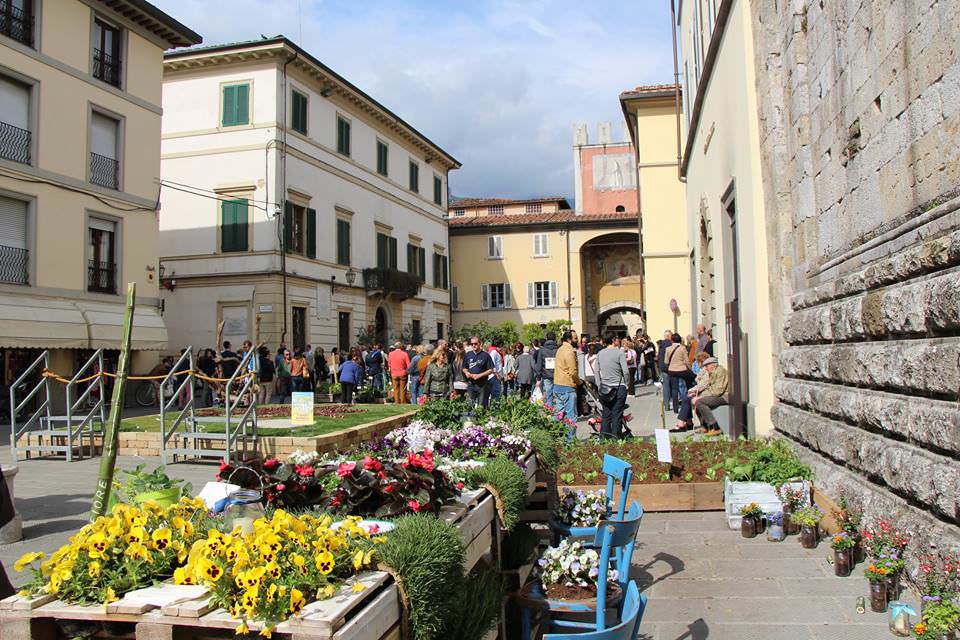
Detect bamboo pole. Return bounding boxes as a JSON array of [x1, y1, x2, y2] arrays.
[[90, 283, 136, 521]]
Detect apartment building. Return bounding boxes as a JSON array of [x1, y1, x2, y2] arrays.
[[0, 0, 199, 389], [448, 196, 569, 220], [159, 37, 459, 354]]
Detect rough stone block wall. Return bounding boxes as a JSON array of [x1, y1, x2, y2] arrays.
[[751, 0, 960, 561]]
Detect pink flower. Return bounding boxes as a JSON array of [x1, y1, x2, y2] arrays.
[[337, 462, 357, 478], [407, 500, 421, 512], [456, 482, 464, 490], [362, 456, 382, 472], [218, 461, 229, 473], [263, 458, 280, 470], [296, 465, 315, 477], [276, 483, 286, 491], [384, 483, 395, 494]]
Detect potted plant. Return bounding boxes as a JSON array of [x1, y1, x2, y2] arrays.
[[537, 538, 619, 601], [917, 554, 960, 615], [739, 502, 764, 539], [866, 563, 891, 612], [862, 520, 910, 602], [791, 505, 823, 549], [776, 484, 806, 536], [118, 464, 192, 508], [832, 493, 864, 562], [553, 488, 608, 528], [914, 599, 960, 640], [766, 511, 785, 542], [830, 532, 856, 577]]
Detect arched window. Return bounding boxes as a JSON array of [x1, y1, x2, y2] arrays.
[[615, 205, 626, 212]]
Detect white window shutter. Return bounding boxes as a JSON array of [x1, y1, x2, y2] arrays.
[[480, 284, 489, 309], [532, 235, 539, 256], [542, 234, 549, 256], [0, 195, 28, 249], [549, 281, 558, 307], [527, 282, 534, 307], [488, 236, 495, 258], [495, 236, 502, 257], [504, 283, 512, 308]]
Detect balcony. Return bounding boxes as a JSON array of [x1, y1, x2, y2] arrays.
[[0, 1, 33, 47], [92, 48, 121, 87], [0, 121, 30, 164], [87, 260, 116, 294], [0, 245, 28, 284], [363, 267, 421, 301], [89, 152, 119, 189]]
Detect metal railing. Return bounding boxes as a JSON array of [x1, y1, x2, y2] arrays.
[[87, 259, 116, 293], [92, 48, 121, 87], [0, 121, 30, 164], [224, 349, 258, 464], [9, 350, 52, 461], [89, 152, 119, 189], [159, 348, 197, 465], [0, 1, 33, 47], [63, 349, 106, 462], [363, 267, 422, 300], [0, 244, 28, 284]]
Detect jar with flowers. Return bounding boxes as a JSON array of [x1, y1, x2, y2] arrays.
[[866, 563, 891, 613], [766, 512, 785, 542], [914, 598, 960, 640], [832, 493, 864, 563], [791, 505, 823, 549], [861, 520, 910, 602], [830, 532, 856, 577], [739, 502, 764, 539], [776, 484, 806, 535], [916, 554, 959, 617]]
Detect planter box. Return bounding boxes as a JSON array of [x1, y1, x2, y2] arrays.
[[723, 478, 811, 530], [561, 481, 723, 512]]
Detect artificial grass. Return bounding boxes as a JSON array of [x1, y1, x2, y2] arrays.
[[466, 456, 529, 531]]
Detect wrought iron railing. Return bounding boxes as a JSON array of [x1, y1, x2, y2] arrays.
[[363, 267, 421, 300], [92, 48, 121, 86], [87, 259, 115, 293], [89, 152, 119, 189], [0, 245, 28, 284], [0, 1, 33, 47], [0, 121, 30, 164]]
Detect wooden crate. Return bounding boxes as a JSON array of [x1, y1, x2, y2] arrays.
[[561, 481, 724, 512]]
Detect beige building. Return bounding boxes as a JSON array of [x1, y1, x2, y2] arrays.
[[620, 84, 691, 337], [448, 196, 569, 220], [160, 37, 458, 354], [0, 0, 199, 391]]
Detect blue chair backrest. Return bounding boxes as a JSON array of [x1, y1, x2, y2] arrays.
[[602, 454, 632, 519], [591, 502, 644, 628], [544, 581, 647, 640]]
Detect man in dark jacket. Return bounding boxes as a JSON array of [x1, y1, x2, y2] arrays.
[[365, 344, 384, 391], [657, 330, 673, 412], [535, 332, 559, 402]]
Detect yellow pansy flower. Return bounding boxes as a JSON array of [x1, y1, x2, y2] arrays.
[[87, 532, 109, 559], [104, 586, 118, 604], [315, 551, 335, 575], [289, 588, 306, 615], [259, 626, 273, 638], [87, 561, 101, 578], [173, 566, 196, 585], [13, 551, 45, 572], [352, 549, 364, 571], [352, 582, 365, 593], [235, 621, 249, 635], [319, 584, 336, 599], [151, 527, 172, 551]]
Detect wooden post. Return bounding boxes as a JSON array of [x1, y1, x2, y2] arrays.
[[90, 283, 136, 521]]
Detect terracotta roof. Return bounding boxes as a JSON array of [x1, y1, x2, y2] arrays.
[[619, 83, 680, 100], [449, 196, 571, 210], [448, 211, 638, 229]]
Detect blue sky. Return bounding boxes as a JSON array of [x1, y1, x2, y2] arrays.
[[154, 1, 675, 200]]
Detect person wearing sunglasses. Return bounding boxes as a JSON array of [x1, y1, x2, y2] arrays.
[[462, 336, 494, 408]]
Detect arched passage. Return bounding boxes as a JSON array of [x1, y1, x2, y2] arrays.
[[374, 305, 390, 346], [577, 232, 642, 337]]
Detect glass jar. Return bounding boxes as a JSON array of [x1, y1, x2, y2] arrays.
[[870, 581, 888, 613], [799, 524, 819, 549], [782, 504, 800, 535], [741, 516, 759, 538], [767, 523, 785, 542], [833, 548, 852, 577], [888, 602, 915, 637], [886, 571, 901, 603], [224, 489, 264, 535]]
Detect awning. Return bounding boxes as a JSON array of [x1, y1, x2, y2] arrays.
[[0, 292, 168, 351]]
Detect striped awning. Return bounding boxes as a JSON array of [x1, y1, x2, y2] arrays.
[[0, 292, 167, 351]]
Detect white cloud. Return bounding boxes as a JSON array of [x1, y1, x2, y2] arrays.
[[154, 0, 674, 199]]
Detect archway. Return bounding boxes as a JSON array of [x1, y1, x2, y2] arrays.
[[596, 300, 645, 337], [578, 232, 642, 338], [374, 306, 389, 346]]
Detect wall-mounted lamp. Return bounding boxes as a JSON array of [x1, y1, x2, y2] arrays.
[[345, 267, 357, 286]]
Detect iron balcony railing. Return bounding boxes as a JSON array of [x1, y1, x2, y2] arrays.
[[362, 267, 421, 300], [89, 152, 119, 189], [0, 1, 33, 47], [92, 48, 121, 87], [87, 259, 116, 294], [0, 121, 31, 164], [0, 245, 28, 284]]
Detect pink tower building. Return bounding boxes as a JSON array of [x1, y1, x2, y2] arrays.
[[572, 122, 639, 215]]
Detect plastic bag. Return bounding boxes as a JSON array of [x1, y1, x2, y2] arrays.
[[530, 386, 543, 403]]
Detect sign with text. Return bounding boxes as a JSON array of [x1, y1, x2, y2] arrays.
[[291, 392, 314, 426], [654, 428, 672, 464]]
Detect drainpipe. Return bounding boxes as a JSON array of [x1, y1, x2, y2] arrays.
[[671, 0, 686, 183], [565, 225, 572, 326], [279, 48, 299, 344]]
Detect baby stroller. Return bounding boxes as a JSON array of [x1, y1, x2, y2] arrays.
[[582, 382, 633, 439]]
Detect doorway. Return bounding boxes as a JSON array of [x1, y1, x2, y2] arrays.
[[374, 306, 389, 346], [292, 306, 307, 351], [338, 312, 351, 353], [721, 182, 746, 438]]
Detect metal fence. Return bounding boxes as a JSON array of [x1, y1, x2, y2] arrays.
[[0, 121, 31, 164], [0, 244, 28, 284], [89, 152, 119, 189]]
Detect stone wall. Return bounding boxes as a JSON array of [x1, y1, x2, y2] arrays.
[[750, 0, 960, 559]]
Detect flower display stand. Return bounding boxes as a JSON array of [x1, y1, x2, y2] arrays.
[[724, 478, 811, 530]]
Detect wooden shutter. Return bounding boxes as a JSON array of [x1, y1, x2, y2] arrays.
[[406, 243, 416, 274], [418, 247, 426, 282], [221, 199, 247, 252], [389, 237, 398, 269], [504, 283, 512, 308], [527, 282, 535, 307], [235, 84, 249, 124], [549, 281, 559, 306], [480, 284, 489, 309], [488, 236, 495, 258], [432, 252, 440, 287], [542, 234, 549, 256], [442, 256, 449, 290], [337, 219, 350, 265], [451, 285, 459, 309], [376, 233, 388, 268], [283, 201, 294, 251], [305, 208, 316, 258], [221, 85, 236, 126]]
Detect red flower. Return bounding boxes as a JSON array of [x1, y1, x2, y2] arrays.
[[331, 495, 341, 506], [384, 483, 395, 494], [337, 462, 357, 478], [296, 465, 315, 477], [276, 483, 286, 491], [377, 471, 386, 479], [263, 458, 280, 470], [407, 500, 421, 512], [362, 456, 382, 472], [218, 461, 229, 473], [456, 482, 464, 490]]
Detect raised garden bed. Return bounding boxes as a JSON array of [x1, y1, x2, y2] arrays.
[[561, 481, 724, 512], [194, 404, 366, 419]]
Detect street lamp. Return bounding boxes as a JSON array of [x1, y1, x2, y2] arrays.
[[344, 268, 357, 286]]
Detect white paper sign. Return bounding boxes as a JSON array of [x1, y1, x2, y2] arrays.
[[654, 429, 672, 464]]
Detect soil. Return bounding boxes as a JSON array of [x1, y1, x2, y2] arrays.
[[195, 404, 365, 418], [544, 583, 618, 601], [557, 440, 760, 485]]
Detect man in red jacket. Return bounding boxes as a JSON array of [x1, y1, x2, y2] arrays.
[[387, 343, 411, 404]]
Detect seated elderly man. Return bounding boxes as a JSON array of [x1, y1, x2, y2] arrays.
[[693, 357, 729, 437]]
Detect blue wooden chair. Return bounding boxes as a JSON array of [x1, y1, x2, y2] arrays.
[[544, 581, 647, 640], [551, 454, 634, 541]]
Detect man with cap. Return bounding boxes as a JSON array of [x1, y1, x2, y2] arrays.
[[693, 357, 729, 437]]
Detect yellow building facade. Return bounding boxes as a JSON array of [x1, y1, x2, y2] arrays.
[[0, 0, 199, 392], [621, 85, 692, 337]]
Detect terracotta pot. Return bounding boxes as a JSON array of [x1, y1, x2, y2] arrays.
[[782, 505, 800, 535], [741, 515, 759, 539], [799, 524, 819, 549], [870, 581, 888, 613], [833, 548, 852, 577]]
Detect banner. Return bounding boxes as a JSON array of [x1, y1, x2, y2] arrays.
[[291, 392, 314, 426]]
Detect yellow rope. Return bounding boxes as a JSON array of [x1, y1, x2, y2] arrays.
[[41, 368, 255, 385]]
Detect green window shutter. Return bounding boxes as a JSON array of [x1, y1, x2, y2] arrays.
[[442, 256, 448, 290], [418, 247, 426, 282], [235, 84, 249, 124], [432, 253, 440, 287], [283, 201, 294, 251], [292, 91, 307, 134], [389, 237, 398, 269], [409, 162, 418, 192], [221, 199, 248, 252], [377, 233, 388, 269], [377, 141, 388, 176], [337, 219, 350, 265], [222, 85, 236, 126], [337, 117, 351, 155], [305, 208, 316, 258], [406, 244, 415, 274], [433, 176, 442, 205]]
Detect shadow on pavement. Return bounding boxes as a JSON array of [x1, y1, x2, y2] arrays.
[[671, 618, 709, 639], [631, 551, 685, 589], [22, 518, 91, 539], [15, 494, 92, 519]]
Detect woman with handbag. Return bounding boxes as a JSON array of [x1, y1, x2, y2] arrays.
[[421, 348, 453, 400], [666, 333, 696, 414]]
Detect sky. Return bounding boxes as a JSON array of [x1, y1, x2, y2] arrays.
[[153, 0, 675, 201]]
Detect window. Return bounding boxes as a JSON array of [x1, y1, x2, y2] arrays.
[[291, 89, 308, 134], [487, 205, 504, 215], [408, 160, 419, 192], [92, 18, 121, 87], [336, 115, 350, 156], [451, 285, 459, 309], [453, 208, 465, 217], [615, 205, 626, 212], [0, 74, 31, 164], [0, 194, 28, 284], [533, 233, 549, 257], [487, 235, 503, 259], [336, 218, 351, 265], [220, 198, 248, 252], [406, 243, 426, 282], [411, 319, 421, 344], [89, 111, 119, 189], [338, 311, 351, 352], [0, 0, 33, 47], [481, 283, 511, 309], [436, 322, 444, 341], [433, 175, 443, 206], [376, 232, 397, 269], [529, 281, 557, 308], [525, 202, 542, 214], [221, 83, 250, 127], [87, 218, 116, 293], [284, 202, 316, 258], [432, 252, 448, 289], [376, 140, 388, 176], [292, 306, 307, 351]]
